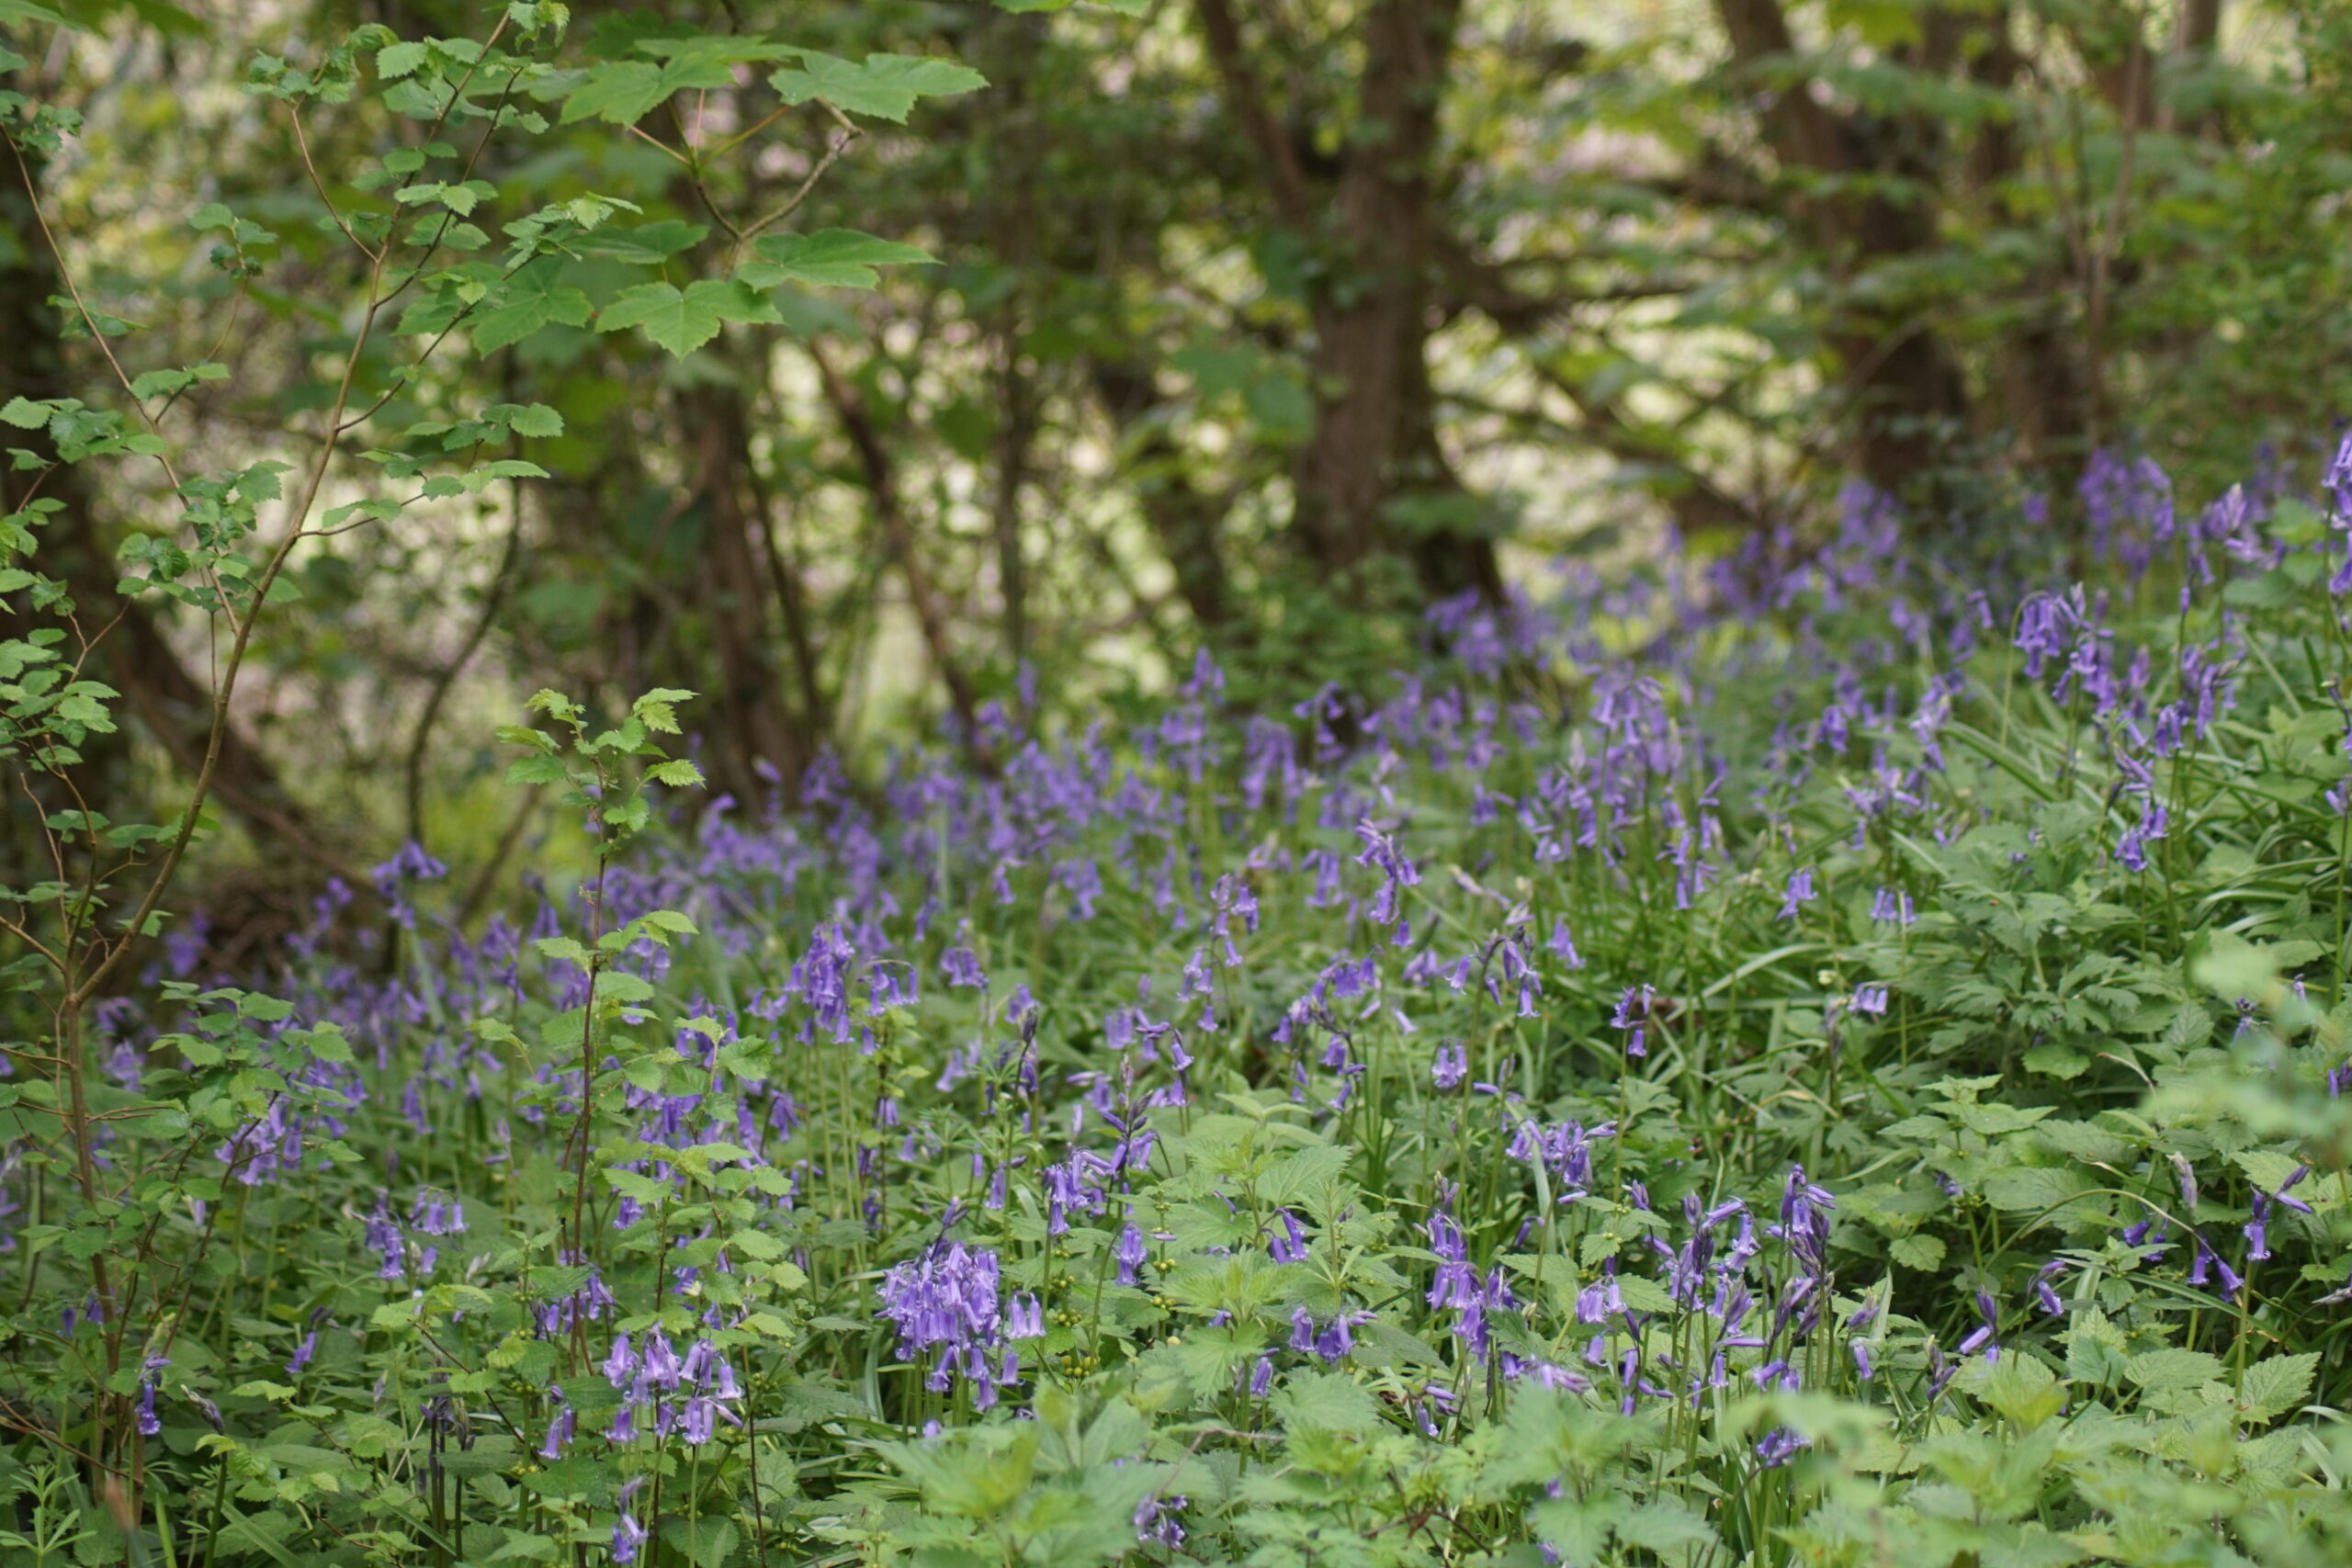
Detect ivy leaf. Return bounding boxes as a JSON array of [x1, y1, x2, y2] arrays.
[[739, 229, 935, 290], [768, 51, 986, 123], [596, 279, 780, 357]]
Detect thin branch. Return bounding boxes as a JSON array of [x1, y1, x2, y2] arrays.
[[1192, 0, 1317, 227]]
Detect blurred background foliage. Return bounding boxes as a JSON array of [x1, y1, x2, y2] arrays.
[[6, 0, 2350, 942]]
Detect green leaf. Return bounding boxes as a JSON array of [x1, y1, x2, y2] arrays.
[[504, 403, 565, 439], [660, 1514, 737, 1568], [558, 60, 667, 126], [1270, 1371, 1380, 1435], [768, 51, 986, 123], [377, 40, 428, 79], [471, 261, 594, 354], [1980, 1165, 2094, 1215], [1889, 1234, 1946, 1271], [739, 229, 934, 289], [2125, 1348, 2225, 1392], [2237, 1352, 2318, 1422], [597, 279, 780, 357], [1615, 1497, 1717, 1555], [1532, 1495, 1627, 1562]]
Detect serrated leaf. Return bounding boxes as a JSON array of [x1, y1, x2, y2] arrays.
[[1889, 1234, 1946, 1270], [1615, 1496, 1716, 1554], [377, 40, 428, 79], [768, 51, 986, 123], [1532, 1495, 1627, 1562], [2125, 1348, 2225, 1391], [739, 229, 934, 290], [1979, 1165, 2094, 1214], [472, 261, 593, 354], [504, 403, 564, 438], [1270, 1371, 1379, 1435], [2237, 1352, 2317, 1422], [597, 279, 779, 357], [558, 60, 667, 125]]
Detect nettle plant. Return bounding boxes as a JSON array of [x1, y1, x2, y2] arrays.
[[0, 4, 967, 1558]]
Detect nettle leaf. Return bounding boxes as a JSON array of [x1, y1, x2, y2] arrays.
[[2237, 1352, 2318, 1422], [738, 229, 934, 290], [1614, 1496, 1717, 1555], [597, 279, 779, 356], [768, 51, 986, 123], [2125, 1348, 2225, 1393]]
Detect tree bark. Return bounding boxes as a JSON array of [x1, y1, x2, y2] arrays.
[[678, 380, 812, 803], [1091, 360, 1234, 630], [1713, 0, 1974, 494], [1194, 0, 1499, 602], [808, 342, 989, 764]]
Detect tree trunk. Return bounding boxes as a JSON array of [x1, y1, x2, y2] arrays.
[[1195, 0, 1499, 603], [1715, 0, 1974, 496], [1091, 360, 1234, 629], [678, 380, 812, 804]]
